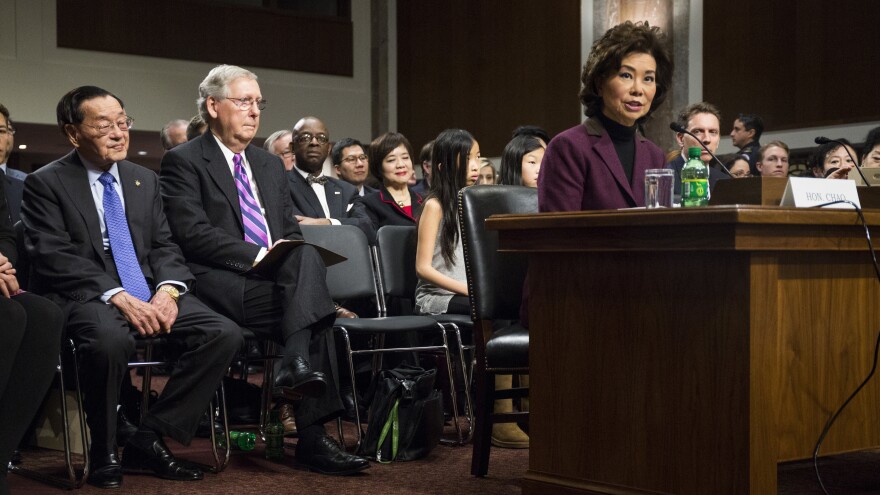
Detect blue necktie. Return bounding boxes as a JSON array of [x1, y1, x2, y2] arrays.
[[233, 154, 269, 247], [98, 172, 151, 301]]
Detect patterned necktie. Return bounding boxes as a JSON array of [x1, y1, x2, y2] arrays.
[[233, 154, 269, 247], [307, 174, 328, 185], [98, 172, 151, 302]]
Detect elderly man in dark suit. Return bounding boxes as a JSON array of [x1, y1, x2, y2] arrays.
[[159, 65, 369, 476], [0, 104, 25, 223], [20, 86, 243, 488], [287, 116, 374, 242]]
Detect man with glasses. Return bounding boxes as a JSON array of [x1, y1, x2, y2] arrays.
[[332, 137, 375, 197], [286, 117, 373, 241], [20, 85, 243, 488], [263, 129, 295, 171], [0, 104, 25, 223], [160, 65, 370, 476], [667, 101, 729, 197]]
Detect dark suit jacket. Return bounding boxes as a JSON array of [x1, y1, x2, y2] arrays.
[[159, 132, 302, 304], [538, 118, 665, 212], [3, 167, 25, 225], [667, 154, 729, 196], [20, 151, 193, 304], [0, 175, 15, 265], [287, 168, 375, 239], [357, 186, 425, 229]]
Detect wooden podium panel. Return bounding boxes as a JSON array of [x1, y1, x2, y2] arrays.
[[487, 206, 880, 495]]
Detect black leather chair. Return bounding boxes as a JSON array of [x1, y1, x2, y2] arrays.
[[300, 225, 466, 451], [458, 185, 534, 477]]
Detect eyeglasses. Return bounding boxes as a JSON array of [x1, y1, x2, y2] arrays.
[[295, 133, 329, 145], [276, 150, 293, 158], [730, 171, 752, 178], [0, 126, 14, 137], [342, 154, 368, 164], [225, 97, 267, 111], [81, 117, 134, 136]]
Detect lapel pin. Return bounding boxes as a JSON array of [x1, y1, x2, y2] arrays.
[[135, 180, 141, 187]]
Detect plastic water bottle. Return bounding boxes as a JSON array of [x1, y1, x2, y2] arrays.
[[264, 410, 285, 461], [216, 430, 256, 451], [681, 147, 709, 207]]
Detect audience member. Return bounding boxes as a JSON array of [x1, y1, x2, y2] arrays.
[[755, 140, 790, 177], [730, 113, 764, 175], [359, 132, 425, 229], [862, 126, 880, 168], [263, 129, 295, 171], [726, 154, 752, 178], [667, 102, 728, 195], [0, 177, 64, 495], [539, 21, 671, 212], [477, 159, 498, 185], [286, 117, 373, 240], [410, 140, 434, 195], [160, 118, 189, 150], [159, 65, 369, 476], [185, 114, 207, 141], [499, 134, 545, 187], [331, 138, 374, 196], [512, 124, 550, 146], [809, 138, 856, 179], [20, 85, 242, 488], [0, 104, 25, 223]]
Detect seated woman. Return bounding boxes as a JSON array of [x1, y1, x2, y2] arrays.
[[809, 138, 856, 179], [499, 134, 545, 187], [725, 154, 752, 178], [358, 132, 425, 230], [476, 159, 498, 185], [862, 127, 880, 168]]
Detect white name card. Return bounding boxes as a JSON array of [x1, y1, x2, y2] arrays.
[[780, 177, 860, 209]]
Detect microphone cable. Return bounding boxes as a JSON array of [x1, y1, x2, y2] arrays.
[[811, 199, 880, 494]]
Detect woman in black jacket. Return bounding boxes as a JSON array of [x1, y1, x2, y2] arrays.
[[358, 132, 424, 230]]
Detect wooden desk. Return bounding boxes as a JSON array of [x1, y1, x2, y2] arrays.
[[487, 206, 880, 494]]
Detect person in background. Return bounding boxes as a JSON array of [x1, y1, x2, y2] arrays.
[[499, 134, 545, 188], [331, 138, 374, 196], [861, 126, 880, 168], [160, 119, 189, 151], [0, 104, 25, 223], [729, 113, 764, 175], [410, 140, 433, 195], [667, 102, 728, 195], [358, 132, 425, 230], [185, 114, 207, 141], [512, 125, 550, 147], [477, 159, 498, 185], [263, 129, 295, 171], [725, 154, 752, 178], [809, 138, 856, 179], [755, 140, 791, 178]]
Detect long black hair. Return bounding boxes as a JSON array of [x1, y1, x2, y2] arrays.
[[429, 129, 474, 267], [500, 135, 544, 186]]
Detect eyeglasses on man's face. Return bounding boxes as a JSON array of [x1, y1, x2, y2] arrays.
[[81, 117, 134, 136], [0, 125, 14, 137], [225, 97, 267, 111], [294, 133, 329, 145], [342, 154, 368, 164]]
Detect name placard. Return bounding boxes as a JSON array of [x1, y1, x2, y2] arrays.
[[780, 177, 860, 209]]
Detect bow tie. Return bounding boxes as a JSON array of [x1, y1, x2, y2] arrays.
[[307, 174, 328, 185]]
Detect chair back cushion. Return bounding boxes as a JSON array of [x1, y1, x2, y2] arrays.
[[300, 225, 378, 301], [376, 225, 418, 299], [459, 185, 537, 321]]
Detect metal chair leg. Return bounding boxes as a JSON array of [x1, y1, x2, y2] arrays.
[[206, 381, 231, 473]]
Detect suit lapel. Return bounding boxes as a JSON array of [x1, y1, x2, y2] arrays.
[[246, 145, 282, 239], [291, 169, 325, 217], [201, 135, 242, 230], [586, 120, 636, 205], [56, 151, 106, 263], [117, 161, 147, 259], [324, 180, 344, 217]]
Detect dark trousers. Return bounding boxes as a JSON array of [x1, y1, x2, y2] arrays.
[[0, 293, 64, 478], [62, 294, 242, 455]]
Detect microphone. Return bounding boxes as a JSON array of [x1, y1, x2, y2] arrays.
[[669, 122, 733, 177], [814, 136, 869, 186]]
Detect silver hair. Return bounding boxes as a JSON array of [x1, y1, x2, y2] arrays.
[[263, 129, 292, 151], [160, 119, 189, 150], [197, 64, 258, 122]]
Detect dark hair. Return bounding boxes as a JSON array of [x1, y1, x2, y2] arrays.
[[0, 103, 9, 122], [368, 132, 414, 184], [331, 137, 364, 165], [676, 101, 721, 130], [808, 138, 854, 172], [579, 21, 672, 122], [736, 113, 764, 142], [500, 135, 544, 186], [419, 140, 434, 164], [186, 114, 207, 141], [56, 86, 124, 133], [430, 129, 474, 267], [512, 125, 550, 144], [863, 126, 880, 159]]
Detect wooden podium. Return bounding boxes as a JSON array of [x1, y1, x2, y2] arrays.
[[487, 206, 880, 495]]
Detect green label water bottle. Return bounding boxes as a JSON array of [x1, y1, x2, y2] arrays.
[[216, 430, 257, 451], [681, 146, 709, 207], [264, 410, 285, 461]]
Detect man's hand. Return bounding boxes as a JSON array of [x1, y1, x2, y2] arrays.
[[150, 288, 179, 333], [294, 215, 331, 225], [110, 291, 162, 336]]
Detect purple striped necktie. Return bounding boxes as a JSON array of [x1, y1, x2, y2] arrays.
[[233, 153, 269, 248]]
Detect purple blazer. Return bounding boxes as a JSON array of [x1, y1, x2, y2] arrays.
[[538, 118, 666, 212]]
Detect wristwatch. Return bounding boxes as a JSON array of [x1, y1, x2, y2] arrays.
[[157, 285, 180, 303]]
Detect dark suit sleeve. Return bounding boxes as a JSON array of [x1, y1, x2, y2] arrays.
[[143, 171, 195, 287], [160, 149, 262, 271], [0, 181, 15, 265], [538, 133, 587, 213], [336, 182, 376, 243]]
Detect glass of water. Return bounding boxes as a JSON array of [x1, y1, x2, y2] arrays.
[[644, 169, 674, 208]]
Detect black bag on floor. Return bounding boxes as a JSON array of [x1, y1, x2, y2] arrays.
[[360, 365, 443, 462]]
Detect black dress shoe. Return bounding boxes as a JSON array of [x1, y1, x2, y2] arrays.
[[295, 435, 370, 476], [88, 452, 122, 489], [339, 385, 366, 423], [122, 434, 203, 481], [274, 356, 328, 399], [117, 409, 139, 446]]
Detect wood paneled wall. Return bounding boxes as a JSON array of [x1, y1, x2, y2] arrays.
[[396, 0, 581, 156], [704, 0, 880, 133]]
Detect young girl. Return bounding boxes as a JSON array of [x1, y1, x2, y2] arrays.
[[414, 129, 480, 316], [499, 134, 545, 188]]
